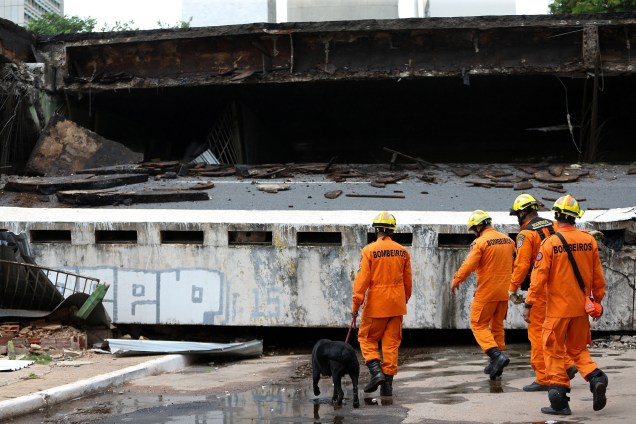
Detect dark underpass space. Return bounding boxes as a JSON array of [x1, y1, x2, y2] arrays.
[[69, 74, 636, 165], [115, 324, 536, 353]]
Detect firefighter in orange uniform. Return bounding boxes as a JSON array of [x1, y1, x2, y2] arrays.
[[451, 210, 514, 379], [525, 195, 608, 415], [508, 194, 577, 391], [352, 211, 412, 397]]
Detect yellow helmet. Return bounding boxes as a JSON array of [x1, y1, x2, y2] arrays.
[[467, 210, 491, 230], [510, 193, 539, 215], [372, 211, 396, 231], [552, 195, 584, 219]]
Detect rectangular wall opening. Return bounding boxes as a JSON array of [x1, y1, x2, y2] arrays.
[[95, 230, 137, 244], [438, 233, 476, 248], [228, 231, 273, 245], [600, 229, 627, 249], [161, 230, 204, 244], [30, 230, 72, 243], [366, 233, 413, 246], [297, 232, 342, 246]]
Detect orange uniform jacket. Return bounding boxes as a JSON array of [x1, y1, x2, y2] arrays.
[[452, 228, 514, 302], [527, 226, 606, 318], [352, 235, 412, 317], [509, 217, 558, 292]]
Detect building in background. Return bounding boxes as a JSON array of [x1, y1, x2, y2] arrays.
[[287, 0, 398, 22], [428, 0, 515, 17], [0, 0, 64, 27], [182, 0, 276, 28]]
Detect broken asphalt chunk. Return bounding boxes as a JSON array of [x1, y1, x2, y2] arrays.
[[538, 185, 567, 194], [324, 190, 342, 199], [451, 168, 472, 177], [533, 170, 580, 183], [56, 189, 210, 206], [477, 170, 513, 179], [375, 174, 408, 184], [4, 174, 149, 195], [256, 183, 290, 193], [466, 180, 494, 188], [548, 164, 565, 177], [513, 181, 533, 190], [515, 165, 539, 175]]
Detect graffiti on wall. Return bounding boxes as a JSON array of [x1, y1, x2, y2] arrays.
[[61, 266, 226, 325]]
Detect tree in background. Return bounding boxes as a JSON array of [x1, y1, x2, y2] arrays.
[[157, 17, 193, 30], [27, 12, 97, 36], [550, 0, 636, 13]]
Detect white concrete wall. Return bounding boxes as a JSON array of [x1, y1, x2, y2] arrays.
[[1, 207, 634, 330]]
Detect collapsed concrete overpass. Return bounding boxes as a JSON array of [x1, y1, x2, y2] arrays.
[[22, 12, 636, 166], [0, 13, 635, 331]]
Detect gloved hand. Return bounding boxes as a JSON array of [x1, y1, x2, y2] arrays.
[[450, 282, 460, 295], [351, 310, 358, 319], [522, 304, 531, 323], [509, 290, 525, 305]]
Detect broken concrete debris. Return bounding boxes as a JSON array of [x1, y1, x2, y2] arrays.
[[324, 190, 342, 199], [533, 170, 581, 183], [548, 164, 565, 177], [25, 117, 144, 177], [513, 181, 533, 190], [256, 183, 290, 193], [451, 168, 472, 177], [4, 174, 149, 195], [56, 188, 210, 206]]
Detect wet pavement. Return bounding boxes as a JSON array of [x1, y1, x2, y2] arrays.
[[6, 343, 635, 423]]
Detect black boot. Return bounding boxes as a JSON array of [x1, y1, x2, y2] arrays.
[[541, 385, 571, 415], [587, 369, 608, 411], [380, 375, 393, 396], [363, 360, 385, 393], [485, 348, 509, 380], [484, 360, 493, 375]]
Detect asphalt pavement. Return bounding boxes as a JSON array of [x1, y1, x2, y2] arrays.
[[1, 343, 635, 423]]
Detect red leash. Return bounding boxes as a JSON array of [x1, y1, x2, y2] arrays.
[[345, 316, 357, 343]]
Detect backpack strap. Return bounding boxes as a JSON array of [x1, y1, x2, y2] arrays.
[[555, 232, 587, 295], [522, 217, 554, 240]]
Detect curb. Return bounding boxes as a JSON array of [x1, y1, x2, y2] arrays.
[[0, 354, 190, 421]]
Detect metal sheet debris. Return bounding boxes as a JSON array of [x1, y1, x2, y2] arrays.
[[0, 360, 34, 372], [106, 339, 263, 357]]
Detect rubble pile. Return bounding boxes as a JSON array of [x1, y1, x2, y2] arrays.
[[593, 334, 636, 350], [0, 320, 87, 356]]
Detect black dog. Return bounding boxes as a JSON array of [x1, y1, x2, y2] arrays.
[[312, 339, 360, 408]]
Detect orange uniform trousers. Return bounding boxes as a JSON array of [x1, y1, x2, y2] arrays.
[[529, 302, 575, 385], [470, 300, 507, 352], [543, 315, 598, 387], [358, 315, 402, 376]]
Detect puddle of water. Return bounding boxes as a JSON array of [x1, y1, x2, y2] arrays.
[[13, 382, 408, 424]]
